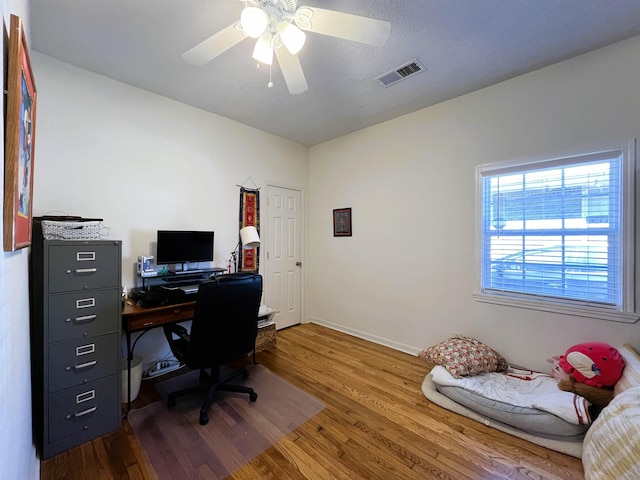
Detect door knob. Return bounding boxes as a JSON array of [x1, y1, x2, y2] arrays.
[[296, 261, 302, 267]]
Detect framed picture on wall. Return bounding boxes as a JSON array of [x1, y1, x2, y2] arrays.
[[333, 208, 352, 237], [3, 14, 37, 251]]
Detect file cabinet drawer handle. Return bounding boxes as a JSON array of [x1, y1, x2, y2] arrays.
[[67, 314, 97, 324], [68, 360, 97, 371], [67, 406, 97, 419], [74, 268, 97, 274]]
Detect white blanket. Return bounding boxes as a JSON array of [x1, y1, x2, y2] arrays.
[[431, 365, 591, 425]]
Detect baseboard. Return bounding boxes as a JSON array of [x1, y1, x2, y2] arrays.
[[304, 317, 422, 356]]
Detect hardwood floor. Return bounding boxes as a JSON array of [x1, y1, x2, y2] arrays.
[[41, 323, 584, 479]]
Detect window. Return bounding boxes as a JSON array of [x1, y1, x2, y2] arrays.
[[475, 141, 637, 323]]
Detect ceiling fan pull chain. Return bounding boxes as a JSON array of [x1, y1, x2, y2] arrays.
[[268, 63, 274, 88]]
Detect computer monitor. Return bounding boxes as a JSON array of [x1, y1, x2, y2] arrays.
[[156, 230, 214, 273]]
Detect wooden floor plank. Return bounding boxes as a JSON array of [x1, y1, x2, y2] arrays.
[[41, 323, 584, 479]]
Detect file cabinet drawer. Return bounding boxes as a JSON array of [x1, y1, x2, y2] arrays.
[[126, 302, 195, 331], [48, 289, 120, 343], [48, 374, 120, 443], [49, 333, 120, 392], [47, 244, 120, 293]]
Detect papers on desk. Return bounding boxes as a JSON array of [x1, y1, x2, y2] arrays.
[[258, 319, 275, 328], [258, 305, 276, 327], [178, 284, 199, 294]]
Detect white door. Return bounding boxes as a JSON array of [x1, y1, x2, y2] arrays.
[[265, 185, 302, 329]]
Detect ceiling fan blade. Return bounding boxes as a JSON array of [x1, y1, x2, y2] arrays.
[[297, 7, 390, 46], [183, 22, 246, 66], [274, 47, 308, 94]]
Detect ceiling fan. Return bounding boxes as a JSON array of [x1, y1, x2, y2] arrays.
[[182, 0, 391, 94]]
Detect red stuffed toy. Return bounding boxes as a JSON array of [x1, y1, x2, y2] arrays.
[[558, 342, 625, 388]]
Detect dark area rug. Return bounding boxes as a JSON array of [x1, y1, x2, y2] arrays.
[[128, 364, 324, 479]]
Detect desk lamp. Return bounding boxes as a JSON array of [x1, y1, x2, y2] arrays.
[[230, 226, 261, 272]]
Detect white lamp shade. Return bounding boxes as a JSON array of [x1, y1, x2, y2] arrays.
[[240, 226, 261, 249], [241, 7, 269, 38], [277, 20, 306, 55], [252, 32, 273, 65]]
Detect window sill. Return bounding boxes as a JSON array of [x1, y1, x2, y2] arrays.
[[473, 291, 639, 324]]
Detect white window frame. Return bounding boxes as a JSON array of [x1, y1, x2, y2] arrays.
[[473, 140, 638, 323]]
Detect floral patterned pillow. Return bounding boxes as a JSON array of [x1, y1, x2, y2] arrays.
[[419, 336, 509, 378]]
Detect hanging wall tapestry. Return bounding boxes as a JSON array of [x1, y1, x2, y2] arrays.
[[239, 187, 260, 272]]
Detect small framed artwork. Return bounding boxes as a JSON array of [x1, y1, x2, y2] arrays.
[[3, 15, 37, 251], [333, 208, 352, 237]]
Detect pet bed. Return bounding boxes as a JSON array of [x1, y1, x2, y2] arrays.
[[418, 335, 586, 457], [421, 342, 640, 463], [421, 370, 584, 458]]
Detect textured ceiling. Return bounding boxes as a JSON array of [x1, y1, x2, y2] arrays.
[[30, 0, 640, 146]]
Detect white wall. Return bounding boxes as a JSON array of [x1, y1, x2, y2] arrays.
[[307, 35, 640, 373], [0, 2, 39, 479], [31, 53, 308, 369]]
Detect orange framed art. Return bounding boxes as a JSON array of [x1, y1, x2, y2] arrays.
[[3, 14, 37, 251]]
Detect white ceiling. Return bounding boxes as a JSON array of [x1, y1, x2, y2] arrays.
[[30, 0, 640, 147]]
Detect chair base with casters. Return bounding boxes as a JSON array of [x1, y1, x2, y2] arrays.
[[166, 364, 258, 425]]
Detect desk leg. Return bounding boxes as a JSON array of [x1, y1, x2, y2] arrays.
[[126, 330, 132, 416]]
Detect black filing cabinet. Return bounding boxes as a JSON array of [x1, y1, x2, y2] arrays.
[[30, 239, 122, 459]]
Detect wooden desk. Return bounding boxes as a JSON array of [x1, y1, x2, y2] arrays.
[[121, 300, 277, 413], [122, 300, 196, 413]]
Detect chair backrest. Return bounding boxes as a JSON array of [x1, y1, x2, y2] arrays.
[[188, 273, 263, 366]]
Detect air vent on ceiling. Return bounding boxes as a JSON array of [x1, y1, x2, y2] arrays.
[[375, 60, 425, 87]]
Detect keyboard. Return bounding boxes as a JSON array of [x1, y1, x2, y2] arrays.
[[159, 283, 200, 294], [161, 278, 202, 286], [173, 269, 203, 275]]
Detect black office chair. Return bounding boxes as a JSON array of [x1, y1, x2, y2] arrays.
[[162, 273, 263, 425]]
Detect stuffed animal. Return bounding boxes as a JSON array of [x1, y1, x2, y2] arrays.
[[558, 342, 625, 388], [557, 376, 614, 408]]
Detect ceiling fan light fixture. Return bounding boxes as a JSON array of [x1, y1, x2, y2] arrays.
[[183, 2, 391, 95], [241, 6, 269, 38], [252, 32, 273, 65], [277, 20, 306, 55]]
